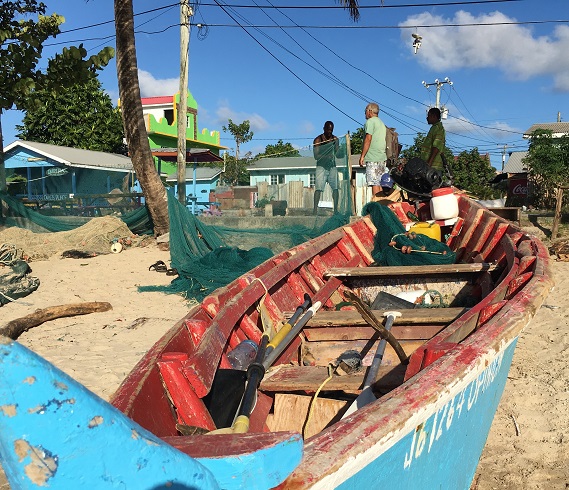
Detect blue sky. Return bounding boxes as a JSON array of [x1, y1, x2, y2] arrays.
[[3, 0, 568, 170]]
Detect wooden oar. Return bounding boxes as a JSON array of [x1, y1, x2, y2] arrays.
[[230, 297, 319, 433], [262, 301, 322, 370], [230, 333, 270, 433], [264, 293, 311, 362], [208, 296, 316, 434], [342, 311, 401, 419]]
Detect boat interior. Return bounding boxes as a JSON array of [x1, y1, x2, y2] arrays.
[[111, 198, 542, 455]]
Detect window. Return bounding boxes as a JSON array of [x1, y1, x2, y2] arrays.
[[309, 173, 315, 188], [164, 109, 174, 125], [270, 174, 285, 185]]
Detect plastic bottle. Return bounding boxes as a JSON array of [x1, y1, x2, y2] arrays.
[[430, 187, 459, 220], [227, 340, 258, 370]]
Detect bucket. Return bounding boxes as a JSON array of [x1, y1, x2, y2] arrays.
[[409, 222, 441, 241], [430, 187, 459, 220]]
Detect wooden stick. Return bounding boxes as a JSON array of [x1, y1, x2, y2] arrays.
[[551, 186, 563, 240], [0, 302, 112, 340]]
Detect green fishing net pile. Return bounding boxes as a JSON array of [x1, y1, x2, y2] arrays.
[[1, 135, 357, 301], [0, 193, 151, 235], [362, 202, 456, 266], [143, 181, 351, 302]]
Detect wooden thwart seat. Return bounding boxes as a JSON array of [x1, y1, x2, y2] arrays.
[[324, 263, 498, 279], [260, 364, 407, 394], [307, 307, 468, 327]]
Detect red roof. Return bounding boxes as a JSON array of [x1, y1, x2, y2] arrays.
[[141, 96, 174, 106]]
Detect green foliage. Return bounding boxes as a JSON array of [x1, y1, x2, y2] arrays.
[[6, 173, 26, 195], [222, 153, 250, 186], [0, 1, 114, 112], [452, 148, 498, 199], [400, 132, 454, 165], [222, 119, 253, 161], [402, 133, 499, 198], [255, 140, 300, 158], [349, 127, 365, 155], [254, 194, 274, 208], [16, 77, 125, 154], [524, 129, 569, 208]]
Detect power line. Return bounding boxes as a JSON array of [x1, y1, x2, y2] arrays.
[[46, 0, 530, 37], [211, 0, 362, 126], [187, 19, 569, 29], [193, 0, 527, 9]]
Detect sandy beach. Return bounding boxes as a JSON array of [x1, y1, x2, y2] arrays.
[[0, 235, 567, 488]]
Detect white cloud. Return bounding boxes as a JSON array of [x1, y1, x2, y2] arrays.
[[299, 120, 315, 135], [137, 70, 179, 97], [215, 100, 269, 132], [400, 12, 569, 91]]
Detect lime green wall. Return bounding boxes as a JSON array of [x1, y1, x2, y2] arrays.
[[146, 92, 223, 153]]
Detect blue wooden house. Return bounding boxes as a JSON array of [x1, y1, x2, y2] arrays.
[[165, 166, 222, 215], [3, 140, 134, 200]]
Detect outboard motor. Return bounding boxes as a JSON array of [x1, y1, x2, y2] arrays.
[[391, 157, 442, 195]]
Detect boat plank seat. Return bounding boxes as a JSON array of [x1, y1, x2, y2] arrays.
[[260, 364, 407, 394], [260, 364, 406, 395], [304, 324, 445, 342], [307, 307, 469, 326], [324, 262, 499, 279]]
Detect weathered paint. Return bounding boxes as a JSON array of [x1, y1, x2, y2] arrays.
[[0, 338, 219, 489], [0, 339, 302, 489], [317, 341, 516, 490], [2, 196, 551, 489]]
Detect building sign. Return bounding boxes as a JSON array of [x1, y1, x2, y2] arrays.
[[509, 178, 527, 197], [507, 176, 527, 206], [46, 167, 68, 177], [29, 194, 71, 201]]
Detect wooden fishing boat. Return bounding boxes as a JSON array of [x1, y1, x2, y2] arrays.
[[0, 196, 553, 489]]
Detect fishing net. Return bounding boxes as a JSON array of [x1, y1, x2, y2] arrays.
[[0, 216, 147, 261], [1, 136, 355, 301], [362, 202, 456, 266], [142, 183, 352, 302], [0, 193, 153, 235]]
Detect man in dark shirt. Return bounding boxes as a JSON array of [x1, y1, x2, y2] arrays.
[[313, 121, 340, 214], [421, 108, 446, 171]]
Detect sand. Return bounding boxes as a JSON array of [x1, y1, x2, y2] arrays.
[[1, 240, 568, 488]]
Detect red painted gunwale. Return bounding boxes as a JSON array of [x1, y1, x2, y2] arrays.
[[110, 196, 553, 486]]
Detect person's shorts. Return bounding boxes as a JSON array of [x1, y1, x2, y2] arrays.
[[315, 166, 339, 191], [365, 161, 387, 186]]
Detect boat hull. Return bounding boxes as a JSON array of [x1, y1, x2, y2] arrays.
[[0, 196, 553, 489]]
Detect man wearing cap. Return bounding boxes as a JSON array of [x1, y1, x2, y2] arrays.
[[359, 102, 387, 199], [313, 121, 340, 214]]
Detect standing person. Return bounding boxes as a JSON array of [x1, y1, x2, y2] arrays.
[[313, 120, 340, 214], [359, 102, 387, 199], [421, 107, 446, 171]]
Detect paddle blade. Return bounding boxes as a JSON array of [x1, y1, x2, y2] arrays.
[[342, 387, 377, 419]]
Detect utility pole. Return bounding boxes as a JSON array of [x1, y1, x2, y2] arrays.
[[422, 77, 452, 117], [177, 0, 192, 204]]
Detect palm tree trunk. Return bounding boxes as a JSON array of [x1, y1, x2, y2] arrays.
[[0, 111, 6, 194], [114, 0, 169, 236]]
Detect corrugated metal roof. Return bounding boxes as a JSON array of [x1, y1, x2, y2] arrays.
[[151, 148, 223, 162], [247, 156, 314, 171], [523, 122, 569, 137], [504, 151, 528, 174], [247, 155, 361, 171], [166, 166, 222, 182], [4, 140, 134, 172]]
